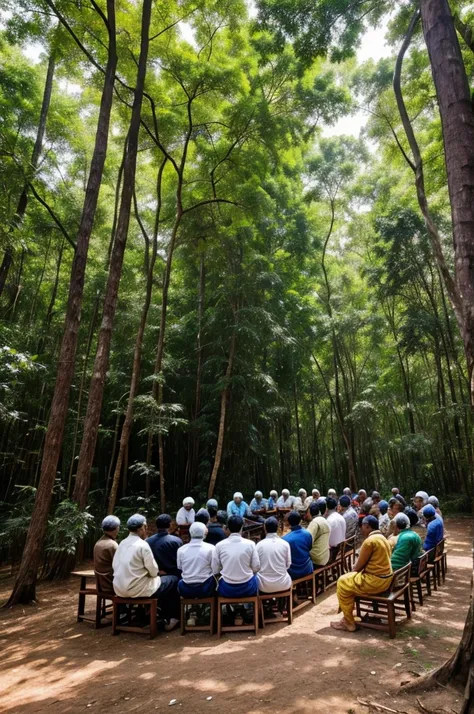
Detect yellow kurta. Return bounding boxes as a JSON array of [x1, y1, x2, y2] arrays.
[[336, 530, 393, 625]]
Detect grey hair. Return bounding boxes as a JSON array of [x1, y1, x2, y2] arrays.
[[190, 522, 207, 539], [102, 515, 120, 531], [127, 513, 147, 531], [428, 495, 439, 507], [394, 513, 410, 530]]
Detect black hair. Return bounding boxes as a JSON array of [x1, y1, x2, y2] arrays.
[[208, 506, 218, 519], [228, 515, 243, 533], [288, 511, 301, 527], [309, 501, 320, 517], [156, 514, 172, 530], [265, 516, 278, 533], [318, 499, 327, 516], [339, 495, 351, 508], [195, 510, 210, 525], [326, 497, 337, 510], [406, 508, 419, 528], [217, 510, 228, 525]]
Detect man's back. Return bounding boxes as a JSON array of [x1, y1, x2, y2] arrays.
[[256, 534, 291, 585], [342, 507, 358, 539], [307, 516, 330, 566], [205, 522, 226, 545], [213, 533, 260, 584], [93, 534, 118, 595], [146, 532, 182, 576], [327, 511, 347, 547], [113, 533, 159, 598], [177, 540, 215, 584], [391, 529, 422, 570], [424, 517, 444, 551], [282, 527, 313, 569]]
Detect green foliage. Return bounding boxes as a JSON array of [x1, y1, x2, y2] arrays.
[[45, 500, 94, 555]]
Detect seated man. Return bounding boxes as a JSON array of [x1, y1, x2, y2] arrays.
[[267, 490, 278, 510], [205, 506, 227, 545], [276, 488, 295, 509], [342, 487, 352, 497], [176, 497, 195, 525], [338, 495, 358, 540], [206, 498, 218, 510], [327, 488, 338, 499], [177, 522, 216, 598], [249, 490, 268, 515], [428, 495, 443, 517], [195, 508, 210, 525], [94, 515, 120, 596], [113, 514, 179, 631], [212, 515, 260, 597], [293, 488, 308, 514], [422, 505, 444, 553], [227, 492, 250, 518], [305, 488, 320, 509], [146, 514, 182, 578], [256, 516, 292, 593], [391, 513, 422, 572], [306, 501, 330, 568], [371, 491, 381, 505], [282, 511, 313, 579], [378, 500, 391, 537], [326, 497, 347, 559], [331, 515, 393, 633], [414, 491, 429, 525]]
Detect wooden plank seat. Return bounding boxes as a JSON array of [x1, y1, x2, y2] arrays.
[[410, 551, 431, 610], [291, 573, 316, 613], [216, 595, 259, 638], [180, 596, 216, 635], [258, 589, 293, 625], [112, 596, 158, 639], [355, 564, 411, 639], [72, 570, 112, 628], [314, 542, 345, 593]]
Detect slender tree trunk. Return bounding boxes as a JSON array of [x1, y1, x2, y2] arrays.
[[207, 327, 237, 498], [73, 0, 152, 511], [5, 3, 117, 607], [0, 50, 56, 298], [293, 379, 303, 480]]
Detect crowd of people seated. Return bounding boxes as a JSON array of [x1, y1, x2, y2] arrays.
[[93, 485, 445, 633]]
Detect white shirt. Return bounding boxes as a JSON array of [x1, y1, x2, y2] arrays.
[[276, 495, 295, 508], [176, 507, 195, 525], [177, 539, 215, 584], [256, 533, 292, 593], [327, 511, 347, 548], [342, 506, 359, 539], [212, 533, 260, 584], [293, 496, 307, 511], [112, 533, 159, 597]]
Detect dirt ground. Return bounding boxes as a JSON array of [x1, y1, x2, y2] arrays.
[[1, 517, 472, 714]]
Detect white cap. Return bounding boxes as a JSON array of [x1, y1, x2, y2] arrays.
[[233, 492, 243, 500], [183, 496, 195, 506], [282, 489, 290, 496], [415, 491, 429, 503], [254, 491, 263, 498], [102, 515, 120, 531], [298, 489, 307, 496], [190, 522, 207, 539]]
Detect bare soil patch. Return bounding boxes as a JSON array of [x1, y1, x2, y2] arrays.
[[1, 517, 472, 714]]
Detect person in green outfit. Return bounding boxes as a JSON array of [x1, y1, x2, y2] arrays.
[[390, 512, 422, 573]]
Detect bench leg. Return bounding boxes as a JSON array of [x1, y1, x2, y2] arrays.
[[410, 584, 416, 612], [388, 603, 396, 639], [112, 601, 119, 635], [95, 595, 103, 629], [210, 599, 215, 636], [180, 601, 186, 635], [254, 600, 259, 635], [217, 602, 222, 639], [149, 600, 158, 639]]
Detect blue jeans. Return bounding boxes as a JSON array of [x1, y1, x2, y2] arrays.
[[217, 575, 258, 598], [178, 576, 216, 599]]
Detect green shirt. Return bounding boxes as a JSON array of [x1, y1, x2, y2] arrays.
[[307, 516, 330, 566], [391, 529, 422, 571]]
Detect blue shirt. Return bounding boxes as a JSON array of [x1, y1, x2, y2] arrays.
[[423, 517, 444, 552], [249, 498, 268, 513], [227, 500, 249, 518], [267, 497, 277, 509], [146, 532, 183, 577], [282, 525, 313, 578]]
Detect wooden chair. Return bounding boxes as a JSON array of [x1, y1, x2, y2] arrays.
[[73, 570, 111, 628], [426, 540, 445, 590], [355, 564, 411, 639], [318, 542, 345, 590], [180, 596, 216, 635], [258, 589, 293, 625], [410, 552, 431, 610], [216, 595, 259, 638], [112, 596, 158, 639], [343, 536, 357, 573], [291, 573, 316, 613]]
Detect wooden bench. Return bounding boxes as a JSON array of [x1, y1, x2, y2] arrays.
[[410, 551, 431, 610], [342, 536, 356, 573], [180, 596, 216, 635], [112, 596, 158, 639], [427, 539, 446, 589], [291, 572, 316, 613], [314, 542, 345, 592], [258, 589, 293, 625], [216, 595, 259, 638], [355, 564, 411, 639], [72, 570, 113, 628]]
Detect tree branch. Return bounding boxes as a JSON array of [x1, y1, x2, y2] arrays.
[[28, 183, 76, 250], [181, 198, 241, 216]]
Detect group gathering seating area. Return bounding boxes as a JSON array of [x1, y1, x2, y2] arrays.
[[73, 535, 448, 640]]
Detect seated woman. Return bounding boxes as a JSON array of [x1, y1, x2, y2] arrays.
[[331, 515, 393, 633], [390, 513, 422, 572], [177, 522, 216, 598]]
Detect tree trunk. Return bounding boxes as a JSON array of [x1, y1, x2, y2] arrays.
[[0, 50, 56, 298], [73, 0, 152, 511], [5, 2, 117, 607], [207, 327, 237, 498], [420, 0, 474, 399]]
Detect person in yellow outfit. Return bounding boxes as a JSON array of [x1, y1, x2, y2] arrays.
[[330, 515, 393, 632]]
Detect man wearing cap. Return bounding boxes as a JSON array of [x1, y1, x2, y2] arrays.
[[212, 515, 260, 597], [305, 488, 320, 509], [176, 497, 195, 525], [205, 506, 227, 545], [249, 491, 268, 515], [177, 522, 216, 598], [206, 498, 218, 510], [267, 490, 278, 510], [227, 492, 250, 518], [422, 505, 444, 553], [113, 514, 179, 630], [276, 489, 295, 508], [306, 501, 330, 568], [338, 495, 358, 540], [256, 516, 292, 594], [331, 515, 393, 633], [293, 488, 308, 514], [326, 497, 347, 558], [377, 501, 391, 537], [428, 495, 443, 517], [390, 513, 422, 571], [94, 515, 120, 596], [414, 491, 429, 525], [282, 511, 313, 579], [146, 514, 183, 578], [327, 488, 338, 499]]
